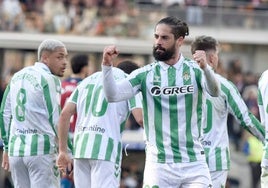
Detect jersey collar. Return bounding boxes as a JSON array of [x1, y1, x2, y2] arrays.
[[158, 54, 185, 71], [34, 62, 51, 74]]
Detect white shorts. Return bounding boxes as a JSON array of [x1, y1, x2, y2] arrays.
[[9, 154, 60, 188], [143, 160, 212, 188], [74, 159, 121, 188], [210, 170, 228, 188]]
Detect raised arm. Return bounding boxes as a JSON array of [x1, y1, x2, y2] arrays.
[[102, 45, 136, 102], [193, 50, 219, 97]]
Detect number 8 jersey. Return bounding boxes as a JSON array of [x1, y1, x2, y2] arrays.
[[0, 62, 61, 156]]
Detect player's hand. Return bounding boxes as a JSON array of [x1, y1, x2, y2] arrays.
[[193, 50, 207, 69], [1, 151, 9, 171], [56, 152, 72, 175], [102, 45, 119, 66]]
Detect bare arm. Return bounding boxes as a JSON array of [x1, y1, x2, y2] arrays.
[[1, 152, 9, 171], [57, 102, 76, 173]]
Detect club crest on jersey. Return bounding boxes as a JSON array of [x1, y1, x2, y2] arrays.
[[153, 76, 161, 83], [183, 72, 190, 81], [150, 85, 194, 96]]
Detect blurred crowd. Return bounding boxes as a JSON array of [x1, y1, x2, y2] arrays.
[[0, 0, 268, 38]]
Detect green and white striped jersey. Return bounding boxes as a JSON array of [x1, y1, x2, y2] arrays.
[[257, 70, 268, 167], [0, 63, 61, 156], [103, 56, 218, 163], [203, 73, 264, 172], [68, 68, 142, 164]]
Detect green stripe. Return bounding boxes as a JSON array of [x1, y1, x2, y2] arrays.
[[115, 142, 122, 165], [204, 147, 210, 165], [168, 67, 181, 162], [71, 89, 79, 103], [183, 64, 195, 162], [19, 135, 26, 157], [73, 134, 80, 156], [0, 84, 11, 151], [105, 138, 114, 161], [41, 76, 57, 137], [222, 82, 247, 127], [30, 134, 38, 155], [249, 112, 265, 137], [226, 148, 230, 170], [194, 68, 203, 139], [154, 65, 165, 162], [130, 71, 148, 138], [9, 136, 17, 156], [80, 134, 89, 157], [257, 89, 263, 105], [120, 115, 129, 133], [129, 97, 136, 109], [203, 99, 212, 134], [215, 147, 222, 170], [92, 86, 108, 117], [141, 80, 149, 140], [44, 134, 50, 154], [67, 136, 73, 154], [53, 77, 61, 114], [91, 134, 102, 159]]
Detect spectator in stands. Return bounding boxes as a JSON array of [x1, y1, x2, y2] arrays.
[[96, 0, 127, 36], [185, 0, 208, 25], [43, 0, 70, 33], [72, 0, 99, 35], [1, 0, 24, 31]]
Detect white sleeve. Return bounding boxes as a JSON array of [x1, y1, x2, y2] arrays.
[[102, 65, 136, 102], [203, 65, 220, 97]]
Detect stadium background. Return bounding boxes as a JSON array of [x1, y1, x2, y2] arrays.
[[0, 0, 268, 187]]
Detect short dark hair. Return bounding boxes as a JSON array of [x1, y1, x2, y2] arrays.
[[191, 35, 218, 55], [117, 60, 139, 74], [70, 54, 89, 74], [156, 16, 189, 39]]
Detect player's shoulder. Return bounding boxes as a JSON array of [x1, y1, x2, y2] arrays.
[[86, 71, 102, 81], [182, 57, 200, 69], [216, 74, 229, 84], [112, 67, 125, 75], [217, 74, 236, 88], [259, 69, 268, 81], [139, 61, 161, 73]]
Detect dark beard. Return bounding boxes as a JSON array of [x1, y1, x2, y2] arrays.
[[153, 46, 175, 61]]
